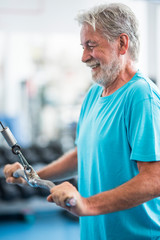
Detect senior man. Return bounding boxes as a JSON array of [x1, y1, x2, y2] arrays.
[[4, 3, 160, 240]]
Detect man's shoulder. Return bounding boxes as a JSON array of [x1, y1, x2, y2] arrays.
[[83, 84, 102, 102], [127, 72, 160, 103], [87, 84, 102, 96], [80, 84, 102, 112]]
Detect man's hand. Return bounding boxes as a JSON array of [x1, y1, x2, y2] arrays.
[[47, 181, 89, 216], [3, 162, 26, 186]]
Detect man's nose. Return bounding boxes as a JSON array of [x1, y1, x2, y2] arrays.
[[81, 49, 92, 63]]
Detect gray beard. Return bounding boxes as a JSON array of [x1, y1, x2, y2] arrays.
[[92, 59, 122, 88]]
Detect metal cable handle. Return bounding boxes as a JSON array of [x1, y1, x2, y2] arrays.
[[13, 169, 77, 207]]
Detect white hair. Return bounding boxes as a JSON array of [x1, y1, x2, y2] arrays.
[[76, 3, 140, 62]]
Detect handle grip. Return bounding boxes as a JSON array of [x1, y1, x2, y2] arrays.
[[13, 169, 25, 178]]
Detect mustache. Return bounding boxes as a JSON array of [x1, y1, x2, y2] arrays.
[[86, 60, 100, 67]]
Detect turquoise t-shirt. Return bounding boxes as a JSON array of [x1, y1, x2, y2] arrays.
[[76, 71, 160, 240]]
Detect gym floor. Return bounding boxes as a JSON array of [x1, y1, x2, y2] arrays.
[[0, 208, 80, 240]]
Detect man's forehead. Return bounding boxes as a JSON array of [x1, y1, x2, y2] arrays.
[[80, 24, 101, 45], [80, 23, 95, 36]]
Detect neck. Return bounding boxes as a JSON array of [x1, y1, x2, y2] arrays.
[[102, 65, 138, 97]]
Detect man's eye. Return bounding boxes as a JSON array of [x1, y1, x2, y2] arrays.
[[88, 46, 94, 50], [88, 43, 98, 49], [81, 43, 97, 50]]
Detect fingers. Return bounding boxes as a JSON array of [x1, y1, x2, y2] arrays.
[[47, 182, 88, 216], [4, 162, 22, 178], [3, 162, 25, 185], [47, 181, 77, 208], [47, 194, 53, 202], [6, 176, 25, 185]]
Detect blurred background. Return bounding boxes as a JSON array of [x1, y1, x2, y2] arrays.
[[0, 0, 160, 239]]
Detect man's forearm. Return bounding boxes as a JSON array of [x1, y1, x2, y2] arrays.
[[85, 169, 160, 216], [44, 161, 160, 217], [37, 147, 78, 181]]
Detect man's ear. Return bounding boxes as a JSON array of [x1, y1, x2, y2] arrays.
[[118, 34, 129, 55]]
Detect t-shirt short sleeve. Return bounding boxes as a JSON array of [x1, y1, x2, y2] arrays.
[[127, 98, 160, 161]]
